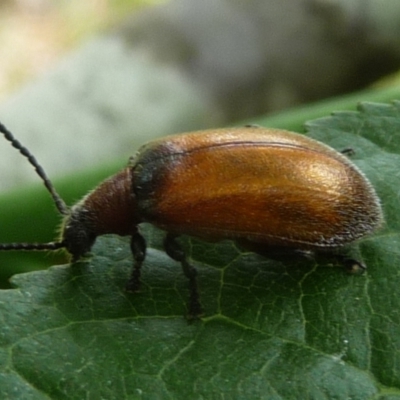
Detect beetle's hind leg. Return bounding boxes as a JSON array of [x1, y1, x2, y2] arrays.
[[331, 254, 366, 274], [164, 233, 203, 319], [126, 231, 147, 292]]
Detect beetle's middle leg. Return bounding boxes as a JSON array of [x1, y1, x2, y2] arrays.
[[164, 233, 203, 318]]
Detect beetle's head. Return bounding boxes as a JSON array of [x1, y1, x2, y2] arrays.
[[61, 205, 97, 262]]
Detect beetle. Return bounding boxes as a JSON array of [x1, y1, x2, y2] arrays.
[[0, 122, 382, 317]]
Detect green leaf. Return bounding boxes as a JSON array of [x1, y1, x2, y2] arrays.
[[1, 101, 400, 399]]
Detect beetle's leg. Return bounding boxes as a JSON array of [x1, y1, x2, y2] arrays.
[[244, 124, 262, 129], [126, 231, 146, 292], [164, 233, 203, 318], [333, 254, 366, 274], [341, 148, 355, 156]]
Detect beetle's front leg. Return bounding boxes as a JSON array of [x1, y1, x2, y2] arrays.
[[126, 230, 146, 292]]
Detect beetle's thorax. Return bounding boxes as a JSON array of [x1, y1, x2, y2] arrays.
[[61, 167, 138, 260], [78, 167, 140, 236]]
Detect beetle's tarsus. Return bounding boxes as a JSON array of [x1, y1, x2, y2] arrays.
[[341, 147, 355, 157], [342, 257, 366, 274], [332, 254, 366, 274]]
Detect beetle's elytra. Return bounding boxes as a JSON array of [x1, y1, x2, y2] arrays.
[[0, 123, 382, 317]]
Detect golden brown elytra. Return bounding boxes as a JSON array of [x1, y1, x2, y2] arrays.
[[0, 124, 382, 317]]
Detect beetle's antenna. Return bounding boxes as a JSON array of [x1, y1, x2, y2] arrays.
[[0, 241, 66, 251], [0, 121, 69, 216]]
